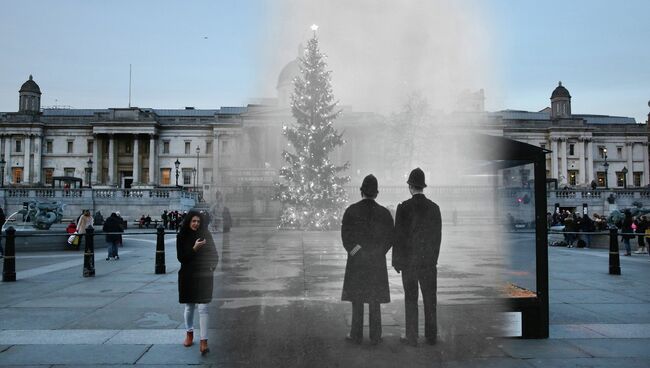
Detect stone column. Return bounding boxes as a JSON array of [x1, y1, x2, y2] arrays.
[[92, 135, 99, 184], [23, 135, 31, 184], [578, 137, 586, 185], [4, 135, 11, 184], [133, 136, 140, 184], [212, 133, 219, 185], [551, 137, 559, 179], [559, 138, 569, 184], [148, 135, 156, 185], [586, 139, 594, 184], [627, 142, 634, 187], [108, 134, 115, 186], [33, 135, 42, 184], [213, 131, 223, 185], [643, 142, 650, 186]]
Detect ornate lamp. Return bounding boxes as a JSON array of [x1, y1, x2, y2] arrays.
[[174, 158, 180, 187]]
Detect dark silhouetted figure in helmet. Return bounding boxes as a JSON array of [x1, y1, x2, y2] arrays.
[[393, 168, 442, 346]]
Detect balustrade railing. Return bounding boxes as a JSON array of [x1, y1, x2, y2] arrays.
[[1, 187, 197, 201]]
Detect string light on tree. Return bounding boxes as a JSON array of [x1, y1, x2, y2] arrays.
[[275, 26, 350, 230]]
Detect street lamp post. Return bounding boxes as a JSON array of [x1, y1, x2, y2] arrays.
[[192, 168, 197, 192], [622, 166, 628, 189], [195, 146, 200, 193], [86, 158, 93, 188], [603, 148, 609, 189], [87, 158, 94, 214], [174, 158, 180, 187], [0, 155, 5, 188]]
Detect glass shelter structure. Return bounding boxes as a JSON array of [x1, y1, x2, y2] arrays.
[[475, 134, 550, 339]]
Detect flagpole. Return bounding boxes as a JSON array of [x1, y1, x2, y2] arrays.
[[128, 64, 132, 108]]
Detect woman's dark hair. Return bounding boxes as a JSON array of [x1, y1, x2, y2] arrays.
[[179, 209, 207, 235]]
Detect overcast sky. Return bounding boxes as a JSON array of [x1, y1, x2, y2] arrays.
[[0, 0, 648, 122]]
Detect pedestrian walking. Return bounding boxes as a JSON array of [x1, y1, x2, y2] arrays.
[[341, 174, 394, 345], [177, 210, 219, 355], [75, 210, 94, 251], [222, 207, 232, 233], [564, 216, 576, 247], [162, 210, 169, 229], [621, 210, 634, 256], [580, 213, 595, 248], [634, 216, 648, 254], [0, 207, 5, 258], [393, 168, 442, 346], [103, 213, 123, 260], [115, 211, 125, 245], [94, 211, 104, 226], [644, 218, 650, 256]]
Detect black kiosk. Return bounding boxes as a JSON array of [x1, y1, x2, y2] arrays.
[[475, 134, 550, 339]]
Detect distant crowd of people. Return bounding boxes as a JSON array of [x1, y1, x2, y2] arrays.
[[161, 210, 188, 230], [549, 209, 650, 256]]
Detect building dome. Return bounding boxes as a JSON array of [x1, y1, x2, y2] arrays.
[[550, 81, 570, 99], [277, 59, 300, 89], [19, 75, 42, 94]]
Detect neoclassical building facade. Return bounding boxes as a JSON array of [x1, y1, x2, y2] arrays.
[[0, 77, 245, 193], [496, 82, 649, 189], [1, 72, 647, 221]]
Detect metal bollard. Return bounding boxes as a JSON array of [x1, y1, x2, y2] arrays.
[[83, 226, 96, 277], [155, 224, 166, 274], [2, 227, 16, 282], [608, 227, 621, 275]]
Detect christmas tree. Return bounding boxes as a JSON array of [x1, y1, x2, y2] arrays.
[[276, 30, 349, 230]]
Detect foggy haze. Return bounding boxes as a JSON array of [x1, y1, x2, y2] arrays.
[[258, 0, 497, 115]]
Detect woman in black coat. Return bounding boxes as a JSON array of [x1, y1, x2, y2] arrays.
[[177, 210, 219, 355]]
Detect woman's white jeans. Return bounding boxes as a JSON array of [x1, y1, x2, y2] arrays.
[[184, 303, 209, 340]]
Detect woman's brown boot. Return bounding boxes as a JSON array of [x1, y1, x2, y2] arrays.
[[183, 331, 193, 347], [200, 339, 210, 355]]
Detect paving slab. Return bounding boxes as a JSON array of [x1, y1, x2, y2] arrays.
[[0, 329, 119, 344], [550, 289, 644, 304], [64, 307, 181, 329], [443, 358, 535, 368], [549, 324, 608, 339], [549, 303, 622, 324], [0, 307, 91, 329], [10, 295, 117, 308], [566, 338, 650, 358], [0, 344, 149, 365], [498, 339, 591, 359], [527, 358, 650, 368], [106, 329, 201, 344], [136, 344, 231, 366], [578, 303, 650, 323], [579, 323, 650, 338]]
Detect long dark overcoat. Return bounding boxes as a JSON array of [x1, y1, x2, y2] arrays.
[[102, 215, 123, 243], [177, 229, 219, 304], [341, 198, 394, 303], [392, 193, 442, 270]]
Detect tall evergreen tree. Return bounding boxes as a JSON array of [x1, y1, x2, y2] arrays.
[[276, 33, 349, 230]]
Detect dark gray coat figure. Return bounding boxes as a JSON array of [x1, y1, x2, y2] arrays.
[[177, 211, 219, 304], [341, 174, 394, 344], [102, 213, 123, 243], [393, 168, 442, 346], [341, 198, 394, 303], [393, 194, 442, 269]]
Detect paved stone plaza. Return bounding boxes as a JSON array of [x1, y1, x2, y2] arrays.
[[0, 226, 649, 367]]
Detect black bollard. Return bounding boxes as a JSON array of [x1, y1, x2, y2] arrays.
[[609, 227, 621, 275], [83, 226, 96, 277], [155, 224, 166, 274], [2, 227, 16, 282]]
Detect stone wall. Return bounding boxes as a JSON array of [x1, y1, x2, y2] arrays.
[[0, 187, 197, 222]]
